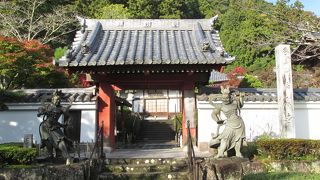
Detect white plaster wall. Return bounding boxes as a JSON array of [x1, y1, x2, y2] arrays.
[[197, 100, 320, 149], [241, 102, 280, 141], [80, 110, 96, 142], [168, 90, 181, 97], [168, 99, 180, 112], [133, 100, 144, 112], [0, 111, 42, 143], [0, 103, 96, 143], [294, 102, 320, 139]]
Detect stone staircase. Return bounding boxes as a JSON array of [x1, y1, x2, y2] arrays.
[[99, 158, 191, 180], [138, 120, 176, 143]]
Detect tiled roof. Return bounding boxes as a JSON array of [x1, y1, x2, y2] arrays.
[[209, 70, 228, 82], [198, 87, 320, 102], [59, 17, 234, 67]]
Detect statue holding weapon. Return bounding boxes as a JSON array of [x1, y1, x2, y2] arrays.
[[208, 86, 246, 158], [37, 90, 73, 165]]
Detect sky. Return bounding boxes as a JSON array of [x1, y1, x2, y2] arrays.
[[266, 0, 320, 16]]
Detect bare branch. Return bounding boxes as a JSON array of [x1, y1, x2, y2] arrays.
[[0, 0, 78, 44]]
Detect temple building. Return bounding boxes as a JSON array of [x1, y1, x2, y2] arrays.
[[58, 17, 234, 151]]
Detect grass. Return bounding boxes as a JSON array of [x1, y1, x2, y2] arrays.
[[244, 172, 320, 180]]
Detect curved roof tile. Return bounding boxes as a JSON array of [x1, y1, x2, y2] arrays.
[[59, 18, 234, 67]]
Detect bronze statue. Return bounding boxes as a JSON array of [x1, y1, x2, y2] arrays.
[[37, 90, 72, 165], [209, 86, 246, 158]]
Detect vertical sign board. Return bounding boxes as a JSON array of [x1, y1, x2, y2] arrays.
[[275, 44, 295, 138]]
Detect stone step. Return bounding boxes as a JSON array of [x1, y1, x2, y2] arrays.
[[138, 135, 174, 140], [105, 158, 187, 166], [117, 143, 178, 149], [99, 171, 191, 180], [140, 131, 174, 135], [104, 163, 188, 173]]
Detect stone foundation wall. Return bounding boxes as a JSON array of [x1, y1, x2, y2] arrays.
[[199, 157, 320, 180], [0, 164, 84, 180]]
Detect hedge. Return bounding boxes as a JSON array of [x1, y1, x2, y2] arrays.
[[256, 139, 320, 160], [0, 143, 37, 165]]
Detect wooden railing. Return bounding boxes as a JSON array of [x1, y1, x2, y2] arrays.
[[187, 120, 206, 180], [187, 120, 197, 180]]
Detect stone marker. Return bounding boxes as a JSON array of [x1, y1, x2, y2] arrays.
[[275, 44, 295, 138], [23, 134, 33, 148]]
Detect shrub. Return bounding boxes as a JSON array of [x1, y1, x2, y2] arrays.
[[256, 139, 320, 160], [172, 113, 182, 132], [0, 144, 37, 165], [116, 108, 142, 143], [0, 90, 26, 102], [241, 142, 258, 160], [239, 74, 263, 88]]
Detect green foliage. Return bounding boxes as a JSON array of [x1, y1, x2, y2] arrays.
[[0, 36, 70, 89], [211, 0, 319, 87], [159, 0, 184, 19], [0, 144, 37, 165], [244, 172, 320, 180], [128, 0, 160, 19], [54, 47, 68, 61], [241, 142, 258, 160], [0, 36, 69, 89], [128, 0, 201, 19], [219, 1, 277, 74], [256, 139, 320, 160], [293, 64, 304, 72], [0, 89, 26, 103], [116, 108, 142, 143], [199, 0, 230, 18], [94, 4, 131, 19], [172, 113, 182, 132], [239, 74, 263, 88]]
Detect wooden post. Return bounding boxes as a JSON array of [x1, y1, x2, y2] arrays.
[[182, 77, 196, 145], [275, 44, 295, 138], [98, 83, 116, 152]]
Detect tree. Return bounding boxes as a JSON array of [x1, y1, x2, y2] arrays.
[[0, 36, 69, 90], [157, 0, 201, 19], [223, 66, 246, 88], [73, 0, 111, 18], [94, 4, 131, 19], [239, 74, 263, 88], [159, 0, 184, 19], [0, 0, 78, 46], [128, 0, 160, 19], [199, 0, 230, 18]]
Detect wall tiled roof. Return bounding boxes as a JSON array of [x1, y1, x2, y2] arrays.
[[59, 18, 234, 67], [198, 87, 320, 102], [9, 87, 97, 103], [209, 70, 228, 82], [7, 87, 131, 106]]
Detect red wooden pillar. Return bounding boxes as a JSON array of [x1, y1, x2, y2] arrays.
[[98, 82, 116, 152], [182, 77, 196, 146]]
